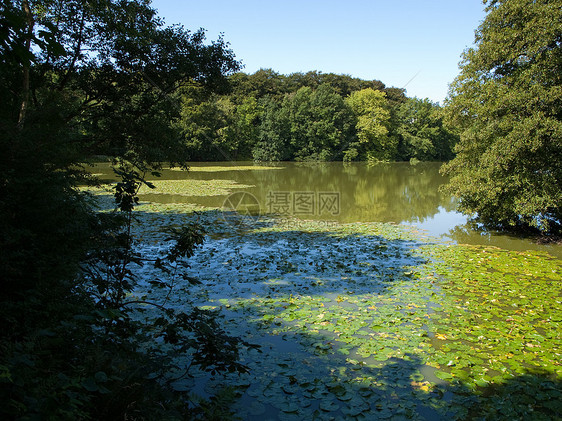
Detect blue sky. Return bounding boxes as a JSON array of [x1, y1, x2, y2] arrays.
[[150, 0, 486, 103]]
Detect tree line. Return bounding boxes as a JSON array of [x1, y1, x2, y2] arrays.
[[177, 69, 458, 162]]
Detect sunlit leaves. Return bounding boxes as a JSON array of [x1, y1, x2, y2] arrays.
[[443, 0, 562, 233], [345, 88, 396, 161], [136, 178, 254, 197], [123, 192, 562, 419]]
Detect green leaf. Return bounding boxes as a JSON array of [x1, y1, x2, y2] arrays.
[[434, 370, 454, 381], [81, 378, 98, 392]]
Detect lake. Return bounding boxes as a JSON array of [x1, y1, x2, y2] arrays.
[[97, 161, 562, 258], [92, 160, 562, 419]]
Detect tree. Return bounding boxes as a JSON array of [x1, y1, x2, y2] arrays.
[[442, 0, 562, 234], [395, 98, 457, 161], [218, 96, 260, 160], [252, 84, 355, 162], [286, 84, 354, 161], [345, 88, 396, 161], [1, 0, 239, 302], [253, 96, 291, 161], [240, 68, 285, 98], [176, 86, 230, 160], [0, 0, 242, 417]]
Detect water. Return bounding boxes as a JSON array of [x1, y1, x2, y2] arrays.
[[96, 161, 562, 419], [95, 161, 562, 258]]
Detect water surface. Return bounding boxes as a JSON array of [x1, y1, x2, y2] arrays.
[[106, 161, 562, 419], [96, 161, 561, 258]]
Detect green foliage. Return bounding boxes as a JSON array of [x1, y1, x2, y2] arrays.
[[252, 84, 356, 161], [218, 96, 261, 160], [1, 303, 188, 420], [252, 96, 291, 162], [229, 69, 393, 99], [442, 0, 562, 234], [345, 88, 395, 161], [395, 97, 457, 161], [180, 69, 456, 163], [177, 87, 261, 161], [232, 68, 285, 98], [283, 84, 355, 161], [0, 0, 247, 419], [176, 85, 230, 160]]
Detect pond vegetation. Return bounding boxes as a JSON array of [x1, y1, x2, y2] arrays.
[[97, 163, 562, 420]]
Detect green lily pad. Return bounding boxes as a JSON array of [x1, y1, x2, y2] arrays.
[[434, 370, 454, 381], [319, 399, 340, 412]]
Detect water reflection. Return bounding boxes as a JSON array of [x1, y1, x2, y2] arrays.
[[141, 162, 455, 226], [445, 222, 562, 259], [93, 161, 562, 258]]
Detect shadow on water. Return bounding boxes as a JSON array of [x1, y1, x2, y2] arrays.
[[89, 191, 562, 420], [468, 371, 562, 420]]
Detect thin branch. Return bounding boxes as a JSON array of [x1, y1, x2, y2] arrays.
[[121, 300, 169, 312], [166, 361, 193, 382], [58, 5, 87, 90], [17, 0, 35, 129]]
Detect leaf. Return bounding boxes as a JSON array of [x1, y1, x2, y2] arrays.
[[81, 378, 98, 392], [319, 399, 340, 412], [434, 370, 454, 381], [278, 401, 300, 413], [337, 347, 350, 356], [474, 378, 489, 387], [94, 371, 108, 383]]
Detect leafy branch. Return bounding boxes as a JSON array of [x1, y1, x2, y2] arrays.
[[84, 162, 257, 381]]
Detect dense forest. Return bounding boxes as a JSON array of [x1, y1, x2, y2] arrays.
[[175, 69, 458, 162]]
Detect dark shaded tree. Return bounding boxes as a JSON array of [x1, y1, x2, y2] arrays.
[[253, 96, 291, 161], [1, 0, 239, 305], [253, 84, 355, 161], [176, 85, 230, 160], [0, 0, 242, 418], [285, 84, 355, 161], [218, 96, 261, 160]]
